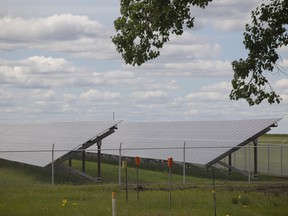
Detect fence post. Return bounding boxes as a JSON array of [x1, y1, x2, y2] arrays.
[[168, 157, 173, 210], [52, 144, 54, 185], [118, 143, 122, 186], [212, 168, 217, 216], [135, 156, 141, 201], [281, 144, 283, 176], [248, 143, 251, 183], [253, 139, 258, 179], [122, 161, 128, 202], [267, 144, 270, 174], [112, 192, 116, 216], [244, 145, 247, 171], [183, 141, 186, 184], [234, 151, 236, 168]]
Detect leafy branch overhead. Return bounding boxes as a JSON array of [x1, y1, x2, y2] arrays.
[[112, 0, 288, 105], [112, 0, 212, 66], [230, 0, 287, 105]]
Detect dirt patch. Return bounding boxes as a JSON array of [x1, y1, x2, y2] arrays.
[[129, 182, 288, 196], [221, 183, 288, 195]]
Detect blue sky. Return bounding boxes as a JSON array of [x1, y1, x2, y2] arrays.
[[0, 0, 287, 133]]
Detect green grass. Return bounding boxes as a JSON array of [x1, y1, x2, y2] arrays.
[[259, 134, 288, 144], [1, 134, 287, 215], [1, 159, 288, 216]]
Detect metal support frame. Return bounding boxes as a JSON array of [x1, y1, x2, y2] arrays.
[[49, 125, 117, 183], [228, 154, 232, 175], [206, 127, 272, 168], [52, 125, 117, 166], [82, 150, 86, 173], [253, 139, 258, 179], [216, 160, 251, 178], [97, 140, 102, 180]]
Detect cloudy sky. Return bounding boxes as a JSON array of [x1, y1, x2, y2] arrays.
[[0, 0, 287, 133]]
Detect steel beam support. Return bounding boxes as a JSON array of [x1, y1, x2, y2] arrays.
[[82, 150, 86, 173], [228, 154, 232, 175], [97, 140, 102, 180], [253, 139, 258, 179]]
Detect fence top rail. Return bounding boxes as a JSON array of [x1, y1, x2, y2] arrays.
[[1, 144, 288, 153], [258, 142, 288, 146]]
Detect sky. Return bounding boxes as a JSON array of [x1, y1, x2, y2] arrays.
[[0, 0, 287, 134]]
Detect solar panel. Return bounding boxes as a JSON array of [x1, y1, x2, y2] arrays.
[[99, 118, 281, 166], [0, 118, 281, 168], [0, 121, 121, 167]]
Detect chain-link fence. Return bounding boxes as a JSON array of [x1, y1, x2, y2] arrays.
[[222, 143, 288, 177], [1, 143, 287, 185]]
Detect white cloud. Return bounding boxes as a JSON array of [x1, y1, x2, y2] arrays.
[[122, 31, 232, 78], [0, 14, 103, 41], [46, 37, 119, 60], [275, 79, 288, 90], [22, 56, 75, 73], [130, 91, 169, 101], [213, 19, 246, 31], [0, 56, 81, 88], [132, 60, 233, 77], [148, 80, 178, 90], [182, 81, 232, 108], [94, 70, 135, 79], [162, 43, 221, 60], [62, 93, 78, 102], [0, 56, 181, 92], [0, 14, 118, 60], [79, 89, 121, 101], [31, 89, 56, 100], [201, 81, 231, 92], [192, 0, 262, 31], [186, 92, 228, 102], [93, 70, 178, 90]]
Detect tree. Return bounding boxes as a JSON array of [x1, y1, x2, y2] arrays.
[[112, 0, 288, 105], [112, 0, 212, 66], [230, 0, 287, 105]]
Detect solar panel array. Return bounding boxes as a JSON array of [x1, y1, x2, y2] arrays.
[[0, 118, 281, 167], [99, 118, 281, 166], [0, 121, 121, 167]]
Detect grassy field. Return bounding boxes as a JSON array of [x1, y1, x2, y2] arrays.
[[1, 158, 288, 216], [1, 134, 288, 215], [259, 134, 288, 144]]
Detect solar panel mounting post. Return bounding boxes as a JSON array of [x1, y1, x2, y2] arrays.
[[253, 139, 258, 179], [68, 158, 72, 167], [97, 140, 102, 181], [228, 154, 232, 175], [82, 149, 86, 173], [119, 143, 122, 186]]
